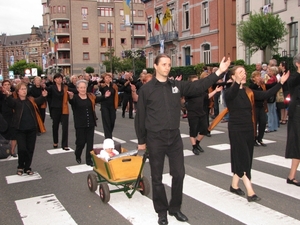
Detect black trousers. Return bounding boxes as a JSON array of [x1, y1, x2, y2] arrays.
[[147, 129, 185, 216], [255, 107, 267, 142], [214, 91, 220, 116], [75, 126, 95, 164], [39, 107, 46, 123], [51, 108, 69, 148], [122, 93, 133, 117], [16, 128, 37, 171], [101, 105, 116, 139]]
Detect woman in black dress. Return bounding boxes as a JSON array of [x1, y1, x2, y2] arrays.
[[68, 80, 111, 166], [285, 53, 300, 186], [225, 66, 289, 202]]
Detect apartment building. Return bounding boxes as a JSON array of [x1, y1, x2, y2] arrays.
[[143, 0, 237, 68], [0, 27, 46, 78], [237, 0, 299, 64], [42, 0, 146, 75]]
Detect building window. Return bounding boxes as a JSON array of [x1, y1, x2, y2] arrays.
[[53, 6, 56, 13], [202, 44, 211, 64], [245, 0, 250, 13], [62, 6, 66, 13], [108, 23, 113, 32], [265, 0, 271, 4], [82, 22, 88, 30], [202, 2, 209, 26], [138, 10, 143, 17], [289, 22, 298, 57], [120, 23, 126, 31], [83, 52, 89, 60], [108, 38, 113, 47], [100, 38, 106, 47], [82, 7, 88, 16], [100, 23, 106, 32], [183, 4, 189, 30], [148, 52, 153, 68], [120, 9, 124, 16], [121, 38, 126, 45], [100, 53, 106, 61], [83, 37, 89, 44], [98, 7, 114, 17], [132, 10, 136, 17], [57, 6, 61, 13]]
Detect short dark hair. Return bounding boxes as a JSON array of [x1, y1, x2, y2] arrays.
[[53, 73, 63, 80]]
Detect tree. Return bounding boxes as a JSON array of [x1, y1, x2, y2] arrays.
[[237, 12, 288, 62], [9, 60, 43, 76], [85, 66, 94, 74]]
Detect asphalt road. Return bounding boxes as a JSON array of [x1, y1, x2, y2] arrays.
[[1, 105, 300, 225]]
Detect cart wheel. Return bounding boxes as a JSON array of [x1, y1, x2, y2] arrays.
[[87, 173, 98, 192], [139, 176, 150, 196], [99, 183, 110, 203]]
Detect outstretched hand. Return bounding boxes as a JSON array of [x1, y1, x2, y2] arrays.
[[104, 90, 111, 98], [216, 57, 231, 76], [280, 70, 290, 84]]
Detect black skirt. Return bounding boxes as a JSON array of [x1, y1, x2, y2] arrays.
[[285, 105, 300, 159]]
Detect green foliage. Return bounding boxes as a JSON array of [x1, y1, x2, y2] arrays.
[[9, 60, 43, 76], [238, 12, 288, 61], [272, 55, 296, 74], [234, 59, 246, 66], [85, 66, 94, 74], [194, 63, 205, 75]]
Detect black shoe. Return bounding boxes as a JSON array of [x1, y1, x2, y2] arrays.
[[76, 158, 81, 164], [247, 194, 261, 202], [169, 211, 188, 222], [287, 178, 300, 186], [254, 140, 260, 147], [206, 133, 212, 137], [53, 144, 58, 149], [86, 162, 94, 167], [158, 216, 168, 225], [258, 141, 267, 147], [230, 186, 245, 196], [122, 113, 125, 118], [192, 147, 200, 155], [129, 116, 134, 119], [196, 144, 204, 152], [63, 147, 70, 151], [11, 153, 17, 158]]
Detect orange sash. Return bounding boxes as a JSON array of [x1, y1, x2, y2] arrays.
[[28, 97, 46, 133]]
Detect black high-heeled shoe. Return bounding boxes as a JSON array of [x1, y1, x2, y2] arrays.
[[53, 144, 58, 149]]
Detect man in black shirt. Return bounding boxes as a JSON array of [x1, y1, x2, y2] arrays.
[[135, 54, 231, 225]]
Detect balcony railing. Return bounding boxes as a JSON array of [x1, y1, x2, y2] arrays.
[[149, 31, 178, 45], [57, 43, 70, 49], [134, 30, 146, 36], [56, 28, 70, 34], [57, 58, 70, 64]]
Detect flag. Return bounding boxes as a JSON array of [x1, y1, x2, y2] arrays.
[[155, 15, 160, 31], [160, 40, 164, 53], [123, 0, 131, 26], [263, 4, 269, 15], [162, 8, 172, 25], [147, 19, 152, 33]]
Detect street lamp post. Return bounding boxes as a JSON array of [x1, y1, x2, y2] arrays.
[[108, 21, 112, 74], [131, 0, 135, 76]]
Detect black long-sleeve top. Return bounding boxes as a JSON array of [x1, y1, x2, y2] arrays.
[[248, 81, 277, 108], [99, 83, 116, 108], [46, 84, 66, 108], [185, 93, 207, 117], [69, 94, 106, 128], [225, 82, 282, 132], [287, 72, 300, 118], [5, 95, 46, 130], [135, 73, 223, 144]]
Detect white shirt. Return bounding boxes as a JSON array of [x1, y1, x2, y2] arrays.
[[97, 149, 119, 162]]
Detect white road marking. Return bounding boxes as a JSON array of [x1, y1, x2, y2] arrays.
[[94, 130, 126, 144], [47, 148, 75, 154], [207, 143, 231, 151], [6, 172, 42, 184], [163, 174, 300, 225], [94, 188, 189, 225], [15, 194, 77, 225], [207, 162, 300, 200], [255, 155, 300, 171], [66, 164, 93, 173]]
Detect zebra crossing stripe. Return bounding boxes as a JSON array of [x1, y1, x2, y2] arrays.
[[6, 172, 42, 184], [207, 162, 300, 200], [15, 194, 77, 225], [255, 155, 300, 171], [94, 130, 126, 144], [94, 188, 189, 225], [47, 148, 75, 155], [162, 174, 300, 224], [66, 164, 93, 173]]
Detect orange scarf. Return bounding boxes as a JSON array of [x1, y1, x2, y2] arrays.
[[28, 97, 46, 133]]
